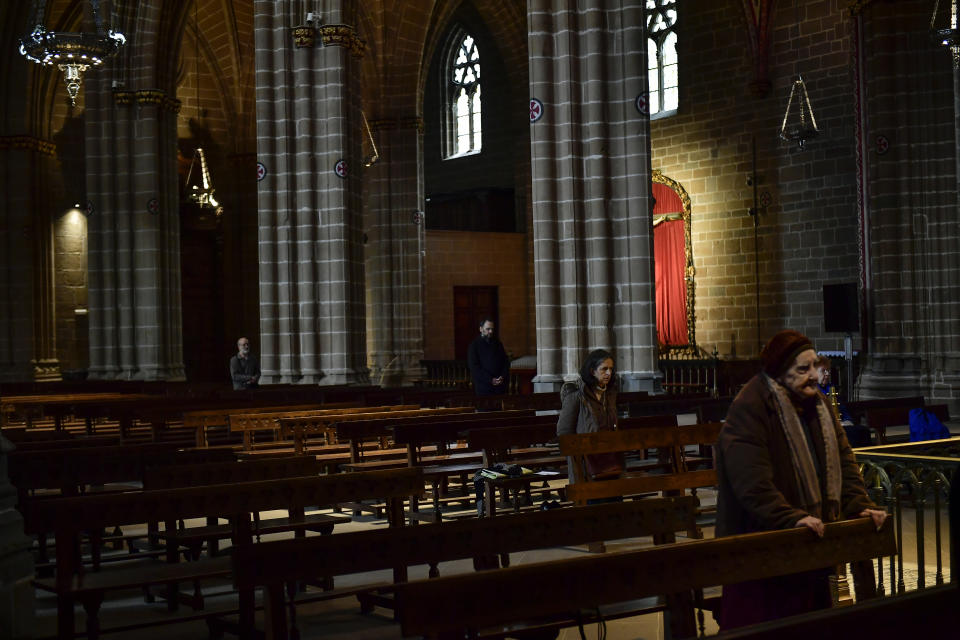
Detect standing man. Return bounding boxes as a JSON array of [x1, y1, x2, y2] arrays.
[[230, 337, 260, 390], [715, 329, 887, 629], [467, 318, 510, 396]]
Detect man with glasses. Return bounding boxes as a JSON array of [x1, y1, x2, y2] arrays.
[[230, 337, 261, 390]]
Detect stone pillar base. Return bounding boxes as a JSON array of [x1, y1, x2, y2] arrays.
[[533, 374, 565, 394], [31, 359, 61, 382], [619, 371, 663, 394]]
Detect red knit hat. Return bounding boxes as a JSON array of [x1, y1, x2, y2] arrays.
[[761, 330, 815, 377]]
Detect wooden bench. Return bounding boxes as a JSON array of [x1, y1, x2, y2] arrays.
[[396, 517, 897, 639], [19, 468, 424, 640], [464, 422, 565, 518], [559, 423, 722, 539], [1, 391, 164, 434], [865, 403, 950, 445], [846, 396, 925, 424], [232, 496, 699, 640], [142, 456, 340, 559], [227, 405, 425, 450], [390, 416, 557, 522], [184, 402, 355, 447]]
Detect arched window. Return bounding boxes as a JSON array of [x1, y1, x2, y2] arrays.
[[647, 0, 677, 118], [444, 27, 482, 158]]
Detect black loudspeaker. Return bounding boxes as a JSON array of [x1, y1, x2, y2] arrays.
[[823, 283, 859, 333]]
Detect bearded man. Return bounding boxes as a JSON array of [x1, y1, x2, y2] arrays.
[[715, 329, 887, 629]]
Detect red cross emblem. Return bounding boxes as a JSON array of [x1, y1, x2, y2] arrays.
[[530, 98, 543, 123], [334, 159, 347, 178], [256, 162, 267, 181], [146, 198, 160, 215], [635, 93, 649, 115], [876, 135, 889, 155]]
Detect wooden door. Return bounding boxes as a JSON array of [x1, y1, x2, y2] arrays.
[[453, 286, 499, 360]]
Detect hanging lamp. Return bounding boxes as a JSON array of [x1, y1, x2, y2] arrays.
[[19, 0, 125, 106], [931, 0, 960, 69], [779, 75, 819, 149]]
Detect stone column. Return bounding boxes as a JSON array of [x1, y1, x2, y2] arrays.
[[0, 0, 61, 382], [0, 137, 61, 383], [85, 83, 185, 380], [0, 436, 34, 638], [528, 1, 657, 392], [856, 4, 960, 406], [254, 1, 368, 385], [365, 118, 425, 387]]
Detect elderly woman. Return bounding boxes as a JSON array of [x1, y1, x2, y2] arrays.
[[716, 329, 887, 629]]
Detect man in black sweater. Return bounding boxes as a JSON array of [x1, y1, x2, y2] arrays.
[[467, 318, 509, 396]]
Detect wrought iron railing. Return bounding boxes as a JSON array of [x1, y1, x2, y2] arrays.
[[859, 457, 954, 595]]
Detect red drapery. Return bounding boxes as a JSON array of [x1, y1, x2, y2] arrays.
[[652, 182, 687, 345], [654, 219, 688, 345]]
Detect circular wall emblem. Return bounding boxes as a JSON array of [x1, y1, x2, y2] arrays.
[[759, 191, 772, 208], [85, 201, 95, 216], [412, 211, 424, 225], [256, 162, 267, 181], [146, 198, 160, 215], [334, 159, 347, 178], [635, 93, 649, 115], [529, 98, 543, 123], [876, 135, 890, 155]]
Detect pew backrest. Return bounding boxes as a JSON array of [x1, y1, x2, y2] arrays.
[[395, 518, 896, 638]]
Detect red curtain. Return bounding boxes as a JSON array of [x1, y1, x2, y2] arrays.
[[654, 219, 688, 345]]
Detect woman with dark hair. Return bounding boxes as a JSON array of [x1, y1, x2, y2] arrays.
[[556, 348, 621, 480]]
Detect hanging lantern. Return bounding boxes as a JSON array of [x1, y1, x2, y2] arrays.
[[931, 0, 960, 69], [779, 75, 819, 150], [19, 0, 125, 107]]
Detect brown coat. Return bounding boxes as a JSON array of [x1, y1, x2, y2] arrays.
[[715, 374, 874, 537]]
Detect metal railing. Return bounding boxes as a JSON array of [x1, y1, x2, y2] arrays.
[[859, 458, 953, 595]]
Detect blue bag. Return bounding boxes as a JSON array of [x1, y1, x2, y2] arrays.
[[909, 408, 950, 442]]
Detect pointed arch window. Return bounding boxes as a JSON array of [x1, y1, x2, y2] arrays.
[[444, 27, 482, 158], [647, 0, 678, 118]]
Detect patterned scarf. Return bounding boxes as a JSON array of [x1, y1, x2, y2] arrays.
[[764, 374, 842, 521]]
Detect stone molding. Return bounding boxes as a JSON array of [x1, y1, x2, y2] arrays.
[[0, 135, 56, 156]]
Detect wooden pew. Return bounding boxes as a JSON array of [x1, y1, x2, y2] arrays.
[[232, 496, 699, 640], [865, 403, 950, 444], [1, 391, 158, 432], [142, 456, 341, 560], [558, 423, 722, 509], [333, 409, 535, 466], [395, 517, 896, 639], [19, 468, 424, 640], [846, 396, 925, 428], [389, 415, 559, 522], [464, 422, 565, 518], [226, 404, 421, 450], [185, 402, 354, 447]]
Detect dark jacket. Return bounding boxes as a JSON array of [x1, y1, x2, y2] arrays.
[[467, 336, 509, 396], [230, 354, 261, 390], [556, 379, 617, 436], [715, 374, 874, 537]]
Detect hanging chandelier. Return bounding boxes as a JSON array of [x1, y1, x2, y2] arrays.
[[19, 0, 126, 106], [779, 75, 819, 150], [931, 0, 960, 69]]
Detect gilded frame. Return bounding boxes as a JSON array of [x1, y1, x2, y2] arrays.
[[652, 169, 695, 348]]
